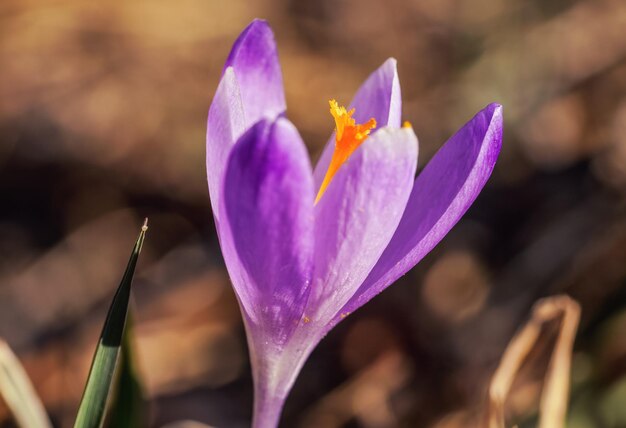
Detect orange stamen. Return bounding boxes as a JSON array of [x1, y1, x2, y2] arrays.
[[315, 100, 376, 204]]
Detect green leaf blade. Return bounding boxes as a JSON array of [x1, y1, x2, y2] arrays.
[[106, 314, 145, 428], [74, 220, 148, 428]]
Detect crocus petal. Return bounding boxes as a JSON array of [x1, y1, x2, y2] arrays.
[[224, 19, 286, 127], [206, 67, 245, 223], [313, 58, 402, 189], [207, 19, 286, 224], [337, 104, 503, 321], [308, 126, 418, 322], [221, 117, 315, 346]]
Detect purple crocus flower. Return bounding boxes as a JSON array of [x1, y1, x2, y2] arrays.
[[206, 19, 503, 428]]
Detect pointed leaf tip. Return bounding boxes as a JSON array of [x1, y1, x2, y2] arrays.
[[73, 221, 147, 428]]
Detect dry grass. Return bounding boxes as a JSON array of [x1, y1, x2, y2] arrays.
[[0, 339, 52, 428], [486, 295, 581, 428]]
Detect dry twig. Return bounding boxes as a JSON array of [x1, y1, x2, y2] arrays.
[[487, 295, 581, 428]]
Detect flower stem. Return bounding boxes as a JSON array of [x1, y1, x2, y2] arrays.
[[252, 387, 286, 428]]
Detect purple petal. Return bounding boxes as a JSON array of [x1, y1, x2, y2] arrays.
[[221, 117, 315, 346], [349, 58, 402, 128], [307, 126, 418, 322], [338, 103, 503, 321], [206, 68, 245, 223], [313, 58, 402, 189], [225, 19, 286, 127]]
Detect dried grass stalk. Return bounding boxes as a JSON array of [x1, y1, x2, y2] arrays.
[[486, 295, 581, 428], [0, 339, 52, 428]]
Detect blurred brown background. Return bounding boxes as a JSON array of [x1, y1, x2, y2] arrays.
[[0, 0, 625, 427]]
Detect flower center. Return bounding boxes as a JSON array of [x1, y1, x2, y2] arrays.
[[315, 100, 377, 204]]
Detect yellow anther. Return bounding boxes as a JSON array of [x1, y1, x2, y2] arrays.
[[315, 100, 376, 204]]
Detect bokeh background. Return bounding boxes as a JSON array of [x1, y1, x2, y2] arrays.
[[1, 0, 626, 427]]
